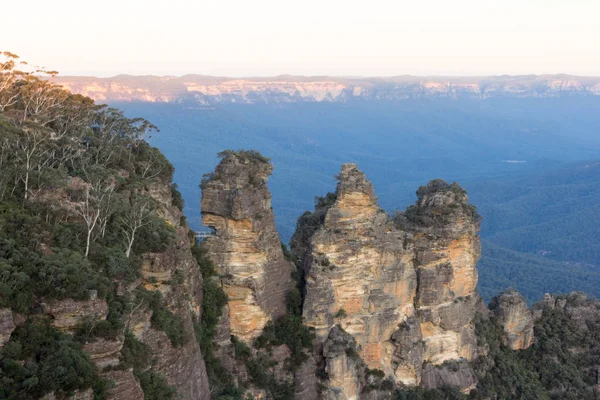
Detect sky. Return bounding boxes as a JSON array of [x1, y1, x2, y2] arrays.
[[1, 0, 599, 77]]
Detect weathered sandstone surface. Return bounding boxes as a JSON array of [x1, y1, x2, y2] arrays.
[[489, 288, 534, 350], [296, 164, 482, 395], [201, 151, 292, 344]]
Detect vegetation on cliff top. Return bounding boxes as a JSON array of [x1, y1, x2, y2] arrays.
[[0, 52, 179, 398]]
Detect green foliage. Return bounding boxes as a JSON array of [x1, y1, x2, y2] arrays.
[[135, 370, 176, 400], [397, 180, 481, 229], [280, 242, 294, 262], [470, 313, 550, 399], [131, 217, 176, 254], [170, 183, 185, 210], [136, 288, 186, 347], [0, 54, 193, 400], [191, 241, 234, 398], [253, 286, 314, 372], [0, 211, 109, 312], [395, 386, 465, 400], [290, 192, 337, 257], [334, 308, 347, 319], [120, 330, 176, 399], [0, 318, 105, 400], [74, 294, 128, 342], [120, 331, 152, 369], [231, 337, 295, 400], [91, 245, 139, 282], [478, 240, 600, 304], [232, 335, 253, 359], [217, 149, 271, 163]]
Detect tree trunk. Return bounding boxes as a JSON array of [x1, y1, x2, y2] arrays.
[[125, 227, 137, 258]]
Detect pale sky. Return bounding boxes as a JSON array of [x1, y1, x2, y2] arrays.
[[2, 0, 599, 77]]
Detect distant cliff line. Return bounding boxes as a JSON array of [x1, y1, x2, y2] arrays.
[[54, 74, 600, 104]]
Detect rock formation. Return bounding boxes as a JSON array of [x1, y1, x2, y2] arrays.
[[296, 164, 482, 394], [489, 289, 534, 350], [200, 150, 296, 397], [201, 150, 292, 343]]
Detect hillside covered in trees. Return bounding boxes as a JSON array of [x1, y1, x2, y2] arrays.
[[0, 52, 215, 399]]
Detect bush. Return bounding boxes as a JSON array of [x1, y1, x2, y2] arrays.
[[170, 183, 185, 210], [136, 288, 186, 347], [135, 370, 176, 400], [0, 318, 104, 400]]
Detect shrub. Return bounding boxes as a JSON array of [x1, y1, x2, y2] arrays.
[[0, 318, 104, 400], [136, 288, 186, 347]]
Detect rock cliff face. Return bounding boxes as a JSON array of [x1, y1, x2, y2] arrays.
[[201, 151, 292, 344], [489, 289, 534, 350], [124, 180, 211, 399], [0, 180, 212, 400], [296, 164, 482, 395]]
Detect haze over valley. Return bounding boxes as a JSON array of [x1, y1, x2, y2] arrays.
[[3, 1, 600, 397], [57, 74, 600, 303]]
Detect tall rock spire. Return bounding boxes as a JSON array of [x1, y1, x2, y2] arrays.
[[298, 165, 483, 394], [201, 150, 292, 343]]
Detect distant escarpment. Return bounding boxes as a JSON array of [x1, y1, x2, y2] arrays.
[[56, 75, 600, 104]]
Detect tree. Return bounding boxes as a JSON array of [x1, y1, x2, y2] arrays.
[[0, 51, 21, 111], [13, 123, 56, 201], [72, 178, 117, 257], [121, 195, 155, 258]]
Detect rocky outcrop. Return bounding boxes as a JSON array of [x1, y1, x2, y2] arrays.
[[322, 326, 366, 400], [533, 292, 600, 329], [302, 164, 417, 382], [298, 165, 482, 394], [41, 296, 108, 331], [82, 337, 123, 369], [201, 150, 292, 343], [489, 289, 534, 350], [103, 369, 145, 400], [421, 360, 477, 392], [408, 179, 481, 366]]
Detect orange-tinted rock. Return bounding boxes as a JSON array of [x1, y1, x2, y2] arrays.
[[201, 151, 292, 343], [298, 166, 482, 394], [490, 289, 534, 350]]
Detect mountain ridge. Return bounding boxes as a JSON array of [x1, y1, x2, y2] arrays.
[[55, 74, 600, 104]]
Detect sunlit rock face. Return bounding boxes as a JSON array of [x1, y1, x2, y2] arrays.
[[489, 289, 534, 350], [322, 325, 366, 400], [299, 165, 482, 394], [302, 164, 418, 383], [409, 179, 481, 367], [201, 151, 293, 343]]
